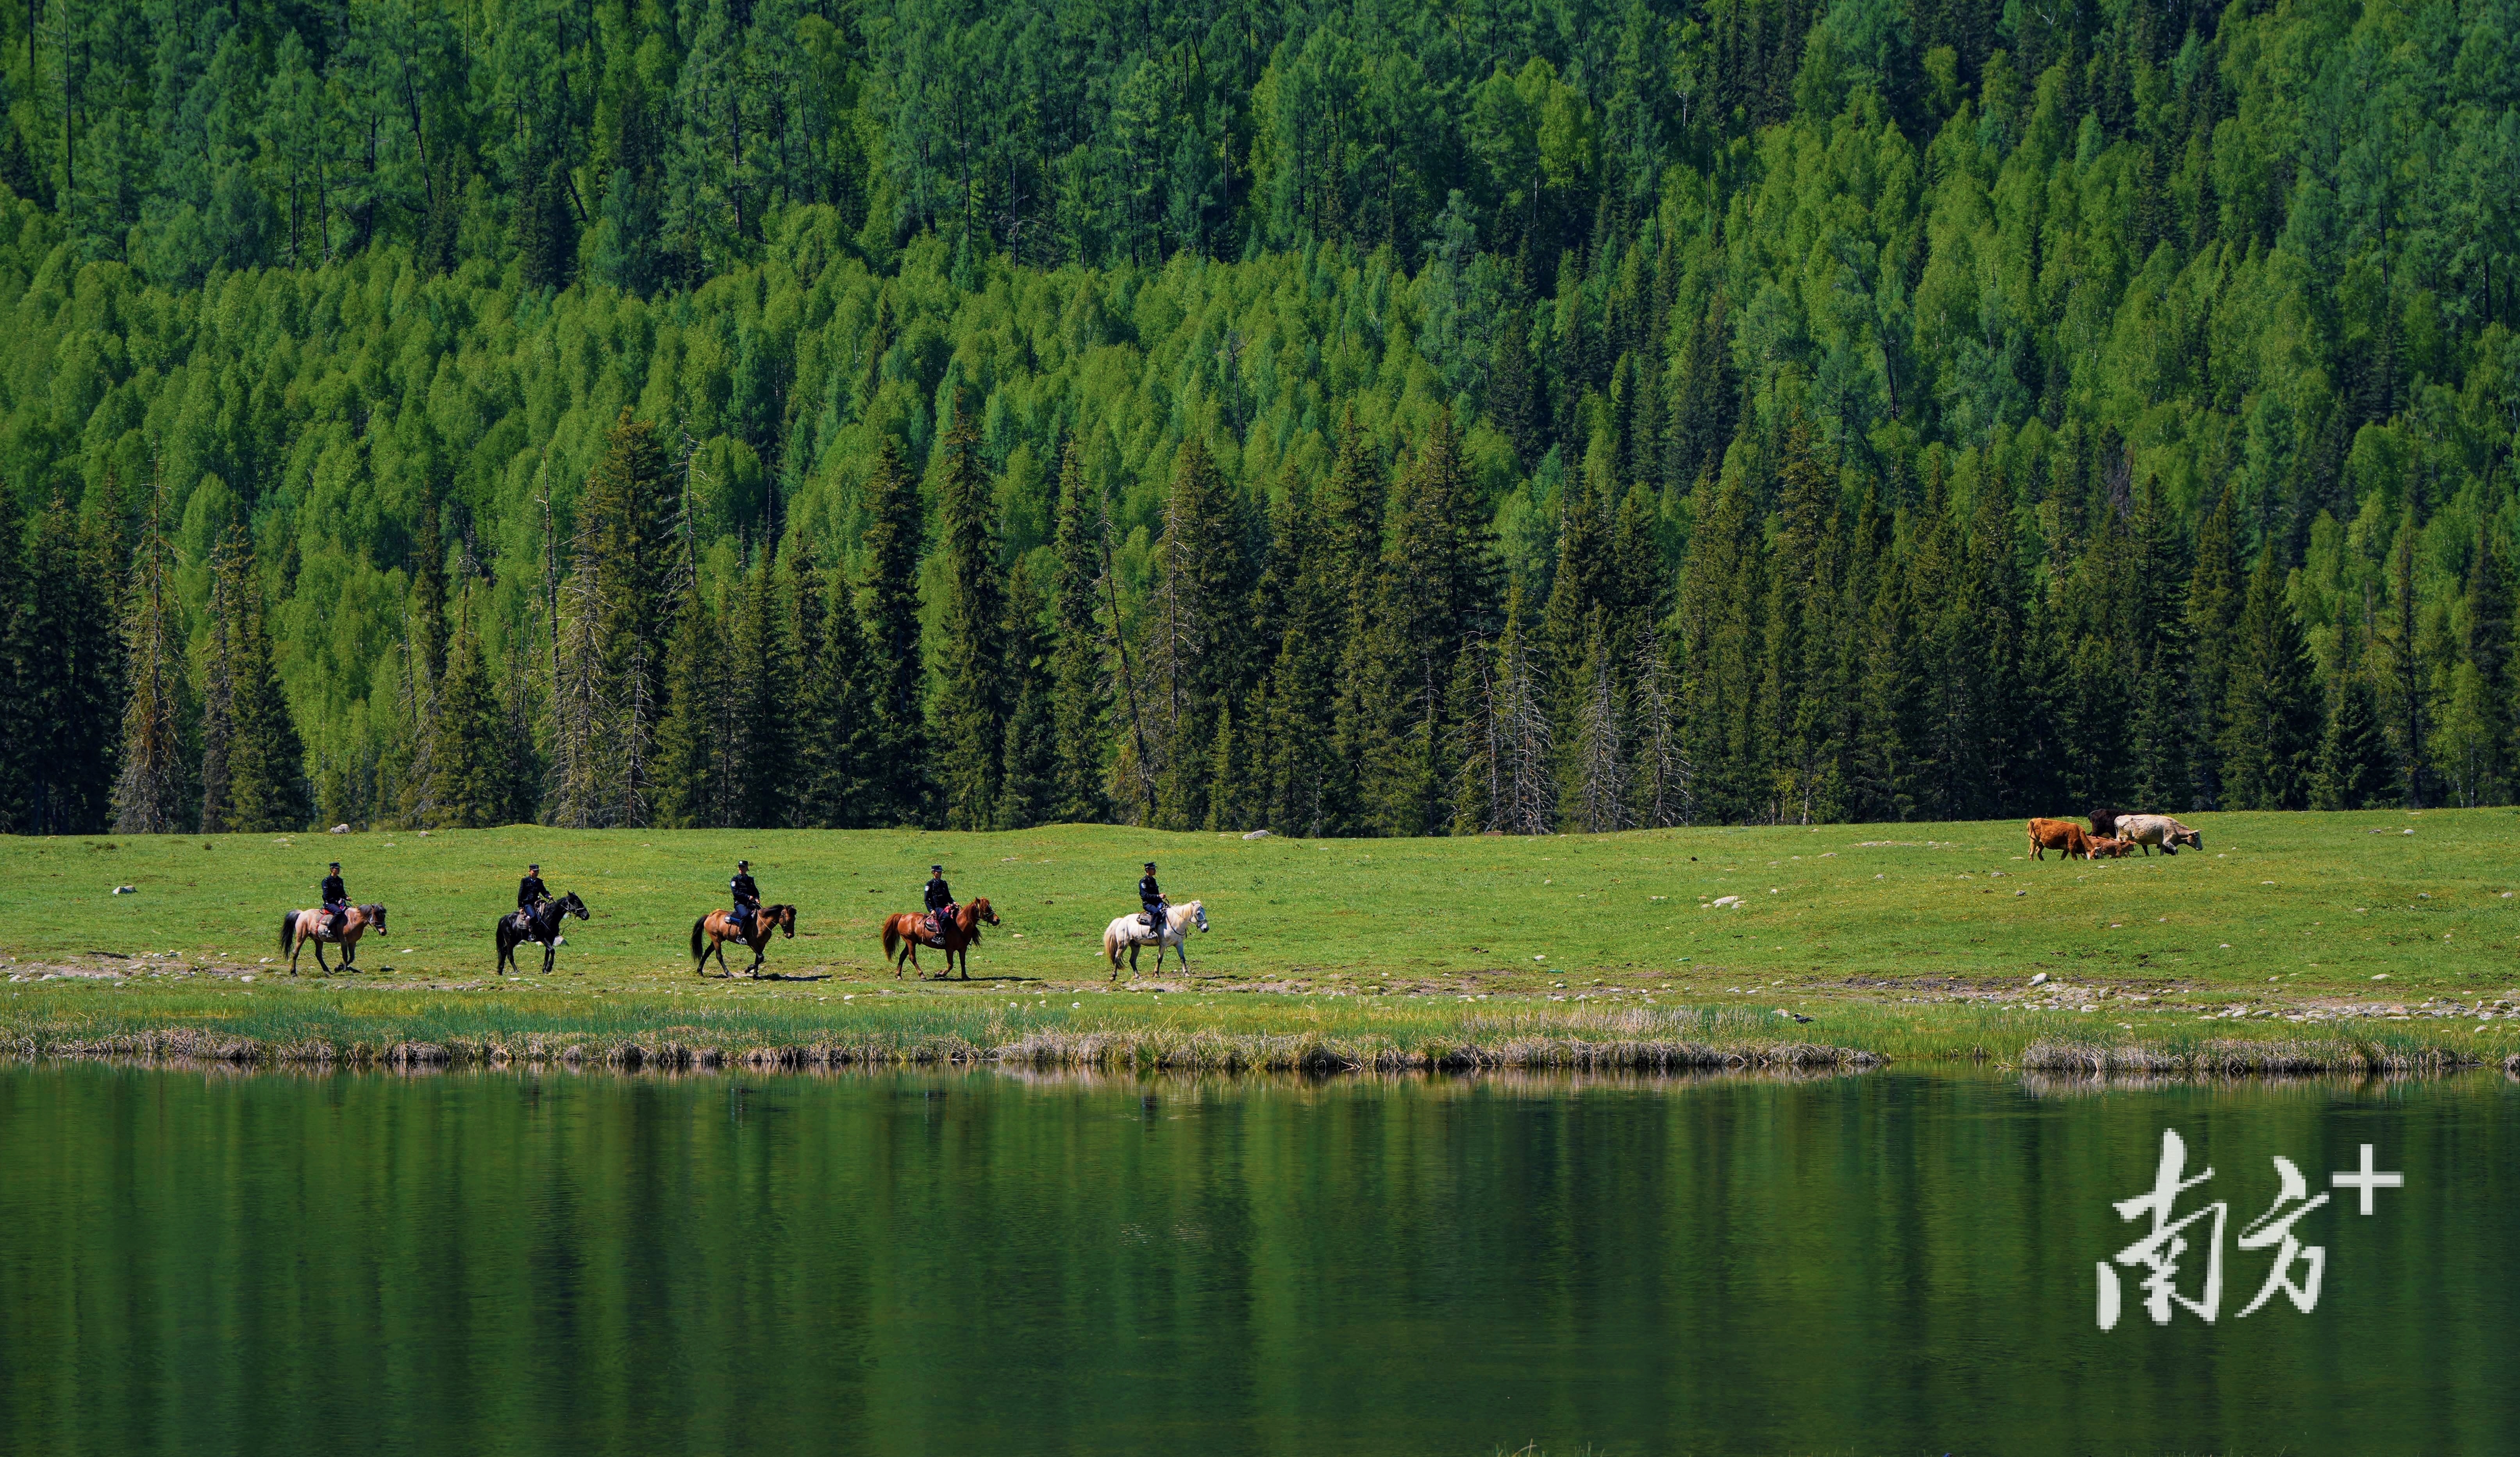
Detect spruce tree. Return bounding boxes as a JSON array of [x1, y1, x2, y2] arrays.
[[998, 557, 1055, 829], [1759, 416, 1841, 823], [1564, 607, 1629, 832], [197, 530, 239, 834], [1362, 413, 1494, 836], [933, 409, 1007, 830], [1260, 468, 1339, 835], [795, 551, 875, 826], [725, 546, 788, 827], [564, 411, 680, 826], [113, 489, 190, 834], [654, 587, 729, 828], [1045, 444, 1109, 823], [1148, 436, 1245, 830], [2220, 551, 2320, 809], [412, 498, 448, 686], [430, 596, 509, 827], [859, 437, 927, 824], [1675, 471, 1761, 822], [2438, 521, 2510, 805], [224, 535, 309, 832], [24, 494, 120, 832], [2185, 489, 2243, 805], [1322, 416, 1386, 835], [2313, 610, 2390, 811], [2375, 518, 2431, 807], [0, 482, 30, 832]]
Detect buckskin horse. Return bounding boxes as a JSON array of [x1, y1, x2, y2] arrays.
[[881, 897, 1000, 980], [1102, 900, 1209, 980], [690, 903, 797, 978], [496, 891, 589, 976], [279, 902, 388, 975]]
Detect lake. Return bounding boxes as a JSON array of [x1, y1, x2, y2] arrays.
[[1, 1063, 2512, 1455]]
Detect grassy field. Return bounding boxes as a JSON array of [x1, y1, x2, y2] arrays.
[[4, 809, 2518, 1069]]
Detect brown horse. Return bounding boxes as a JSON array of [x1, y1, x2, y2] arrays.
[[690, 903, 796, 978], [881, 897, 999, 980], [279, 903, 388, 975]]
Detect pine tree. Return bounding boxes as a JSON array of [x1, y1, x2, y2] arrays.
[[998, 557, 1056, 828], [2438, 520, 2510, 805], [1362, 413, 1495, 836], [557, 411, 680, 827], [1148, 436, 1245, 830], [1045, 444, 1109, 823], [725, 545, 788, 827], [1322, 416, 1387, 835], [197, 530, 239, 834], [933, 408, 1007, 830], [1759, 416, 1841, 823], [1629, 627, 1693, 827], [223, 535, 309, 832], [794, 550, 875, 826], [430, 595, 509, 827], [859, 437, 927, 824], [412, 498, 448, 686], [2185, 489, 2243, 805], [2375, 517, 2431, 807], [1675, 471, 1761, 822], [654, 586, 729, 828], [2313, 613, 2389, 811], [0, 482, 31, 832], [1565, 607, 1629, 832], [113, 487, 189, 834], [24, 493, 120, 832], [2219, 551, 2320, 809]]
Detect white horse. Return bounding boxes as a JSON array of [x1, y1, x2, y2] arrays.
[[1102, 900, 1209, 980]]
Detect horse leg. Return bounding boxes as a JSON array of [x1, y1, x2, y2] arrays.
[[543, 941, 556, 975], [314, 940, 332, 975]]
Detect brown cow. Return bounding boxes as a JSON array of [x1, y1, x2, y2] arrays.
[[2086, 835, 2134, 859], [2027, 818, 2093, 860]]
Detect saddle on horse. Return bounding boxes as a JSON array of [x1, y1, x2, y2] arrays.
[[923, 905, 959, 943]]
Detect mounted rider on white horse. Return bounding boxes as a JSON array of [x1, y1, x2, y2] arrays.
[[1104, 861, 1207, 979]]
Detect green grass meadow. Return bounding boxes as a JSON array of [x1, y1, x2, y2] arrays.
[[4, 809, 2518, 1066]]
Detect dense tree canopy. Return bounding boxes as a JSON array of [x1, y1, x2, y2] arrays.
[[1, 0, 2516, 835]]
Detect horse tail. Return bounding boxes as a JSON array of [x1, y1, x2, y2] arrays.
[[883, 921, 901, 959], [1102, 926, 1119, 966], [690, 918, 706, 961], [279, 911, 296, 955]]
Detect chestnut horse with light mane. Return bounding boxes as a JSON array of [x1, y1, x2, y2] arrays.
[[881, 897, 999, 980], [279, 903, 388, 975], [690, 903, 796, 978]]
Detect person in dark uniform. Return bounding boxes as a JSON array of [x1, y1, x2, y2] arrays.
[[923, 864, 955, 939], [517, 864, 548, 916], [730, 860, 761, 933], [1139, 862, 1167, 938], [321, 862, 349, 939]]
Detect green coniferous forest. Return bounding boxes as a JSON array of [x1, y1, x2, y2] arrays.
[[0, 0, 2514, 836]]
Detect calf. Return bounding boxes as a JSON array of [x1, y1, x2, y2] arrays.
[[2086, 835, 2134, 859], [2112, 813, 2202, 856], [2027, 817, 2094, 860]]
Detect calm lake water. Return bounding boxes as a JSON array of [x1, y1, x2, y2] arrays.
[[1, 1063, 2513, 1456]]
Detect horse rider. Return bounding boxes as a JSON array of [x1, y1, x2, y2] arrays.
[[1138, 862, 1168, 939], [923, 864, 955, 941], [517, 863, 548, 921], [730, 860, 761, 934], [321, 861, 349, 939]]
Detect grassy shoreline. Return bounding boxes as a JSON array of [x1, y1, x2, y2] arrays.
[[10, 810, 2520, 1075], [1, 979, 2506, 1077]]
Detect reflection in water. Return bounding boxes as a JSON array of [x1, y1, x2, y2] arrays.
[[1, 1064, 2513, 1455]]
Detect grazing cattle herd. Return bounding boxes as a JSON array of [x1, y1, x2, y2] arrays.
[[2029, 810, 2201, 861]]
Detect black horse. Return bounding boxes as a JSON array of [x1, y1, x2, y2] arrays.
[[496, 891, 589, 975]]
